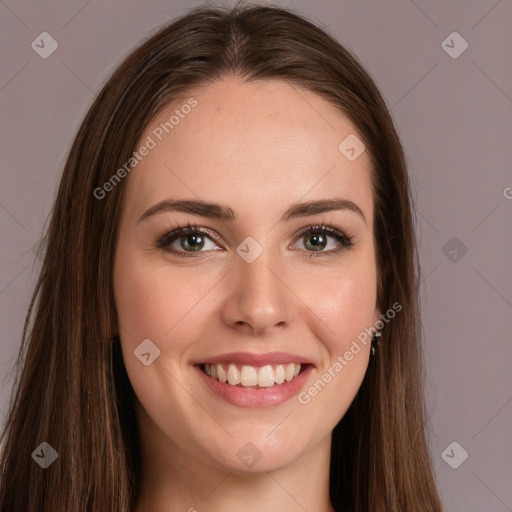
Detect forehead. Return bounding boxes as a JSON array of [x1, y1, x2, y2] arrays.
[[122, 77, 374, 224]]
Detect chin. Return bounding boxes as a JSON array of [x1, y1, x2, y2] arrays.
[[200, 432, 310, 475]]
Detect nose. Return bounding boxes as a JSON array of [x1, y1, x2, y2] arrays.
[[219, 246, 296, 336]]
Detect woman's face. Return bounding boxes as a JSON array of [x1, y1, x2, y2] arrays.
[[113, 76, 381, 474]]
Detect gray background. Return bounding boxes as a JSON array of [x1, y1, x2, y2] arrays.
[[1, 0, 511, 510]]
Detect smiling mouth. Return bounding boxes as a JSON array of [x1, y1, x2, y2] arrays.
[[198, 362, 311, 388]]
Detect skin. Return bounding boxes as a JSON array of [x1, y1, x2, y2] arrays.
[[113, 76, 381, 512]]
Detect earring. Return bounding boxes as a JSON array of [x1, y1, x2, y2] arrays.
[[370, 331, 381, 356]]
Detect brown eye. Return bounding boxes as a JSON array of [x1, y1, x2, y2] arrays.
[[155, 222, 354, 259], [157, 227, 220, 256], [181, 233, 207, 252], [303, 232, 329, 251], [294, 224, 354, 257]]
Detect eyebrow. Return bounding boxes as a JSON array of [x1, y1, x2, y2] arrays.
[[136, 197, 366, 225]]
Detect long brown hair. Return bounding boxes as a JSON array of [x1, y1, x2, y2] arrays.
[[0, 3, 444, 511]]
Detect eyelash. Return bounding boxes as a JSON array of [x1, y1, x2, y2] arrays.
[[155, 221, 355, 259]]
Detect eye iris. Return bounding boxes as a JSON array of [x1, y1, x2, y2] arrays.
[[304, 232, 326, 251], [181, 233, 205, 252]]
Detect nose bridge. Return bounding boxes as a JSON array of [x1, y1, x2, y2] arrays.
[[226, 242, 292, 331], [238, 247, 279, 296]]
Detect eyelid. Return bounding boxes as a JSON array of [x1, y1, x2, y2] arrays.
[[293, 224, 353, 244], [156, 222, 222, 249], [289, 223, 354, 257]]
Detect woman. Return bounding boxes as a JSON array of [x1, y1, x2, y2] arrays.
[[0, 3, 444, 511]]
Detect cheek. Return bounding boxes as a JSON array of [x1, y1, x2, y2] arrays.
[[306, 257, 378, 354], [113, 253, 211, 409], [325, 278, 376, 338], [114, 261, 171, 341], [113, 251, 221, 363], [296, 269, 376, 424]]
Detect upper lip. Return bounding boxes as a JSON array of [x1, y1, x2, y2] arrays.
[[193, 351, 314, 367]]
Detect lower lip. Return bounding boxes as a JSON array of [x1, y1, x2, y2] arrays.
[[195, 364, 313, 408]]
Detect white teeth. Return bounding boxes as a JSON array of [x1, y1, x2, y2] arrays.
[[203, 362, 303, 387], [258, 365, 275, 387], [285, 363, 295, 382], [227, 364, 241, 385], [241, 365, 258, 386], [275, 364, 285, 384], [217, 364, 228, 383]]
